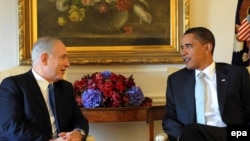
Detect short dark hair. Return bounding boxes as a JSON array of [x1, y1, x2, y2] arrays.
[[184, 27, 215, 54]]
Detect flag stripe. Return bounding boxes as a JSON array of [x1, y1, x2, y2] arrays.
[[238, 28, 250, 37], [238, 18, 250, 41]]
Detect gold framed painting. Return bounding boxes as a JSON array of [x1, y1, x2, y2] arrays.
[[18, 0, 190, 65]]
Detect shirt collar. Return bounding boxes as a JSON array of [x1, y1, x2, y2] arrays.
[[195, 62, 216, 80], [32, 69, 50, 92]]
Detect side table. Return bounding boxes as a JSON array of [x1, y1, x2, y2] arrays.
[[81, 105, 165, 141]]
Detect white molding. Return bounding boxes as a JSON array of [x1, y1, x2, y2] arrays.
[[151, 96, 166, 105], [66, 64, 185, 74]]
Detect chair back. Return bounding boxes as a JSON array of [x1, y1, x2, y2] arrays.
[[0, 66, 30, 83]]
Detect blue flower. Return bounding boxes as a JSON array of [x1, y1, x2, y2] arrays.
[[82, 89, 102, 108], [126, 86, 144, 106], [101, 71, 112, 79], [74, 71, 152, 108]]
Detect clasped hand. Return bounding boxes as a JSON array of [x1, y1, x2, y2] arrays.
[[50, 130, 83, 141]]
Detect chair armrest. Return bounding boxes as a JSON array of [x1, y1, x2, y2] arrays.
[[86, 135, 95, 141], [155, 132, 169, 141]]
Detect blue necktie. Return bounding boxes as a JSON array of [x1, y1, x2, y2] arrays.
[[48, 84, 60, 134], [195, 72, 206, 124]]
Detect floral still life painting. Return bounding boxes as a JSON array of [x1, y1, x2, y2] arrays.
[[56, 0, 152, 33], [73, 71, 152, 108], [37, 0, 170, 46]]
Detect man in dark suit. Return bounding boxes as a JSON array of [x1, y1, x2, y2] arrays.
[[0, 37, 89, 141], [162, 27, 250, 141]]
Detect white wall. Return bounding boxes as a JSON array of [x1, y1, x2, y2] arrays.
[[0, 0, 18, 70], [0, 0, 237, 141], [189, 0, 237, 63]]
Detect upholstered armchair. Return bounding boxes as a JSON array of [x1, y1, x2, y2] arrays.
[[0, 66, 31, 82], [155, 66, 250, 141], [0, 66, 95, 141]]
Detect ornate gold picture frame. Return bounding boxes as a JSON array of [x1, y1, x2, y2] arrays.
[[18, 0, 189, 65]]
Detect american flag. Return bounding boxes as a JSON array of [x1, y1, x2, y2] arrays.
[[237, 14, 250, 41], [232, 1, 250, 67]]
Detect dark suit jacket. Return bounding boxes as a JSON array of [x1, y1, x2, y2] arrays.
[[162, 63, 250, 140], [0, 70, 89, 141]]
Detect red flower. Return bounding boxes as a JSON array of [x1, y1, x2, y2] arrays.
[[111, 92, 122, 107], [116, 0, 133, 11], [115, 80, 126, 92], [95, 73, 104, 83], [73, 71, 152, 108], [126, 75, 135, 87], [97, 2, 109, 13], [109, 73, 120, 82], [140, 97, 153, 106], [73, 79, 88, 94], [101, 81, 114, 97], [124, 26, 133, 34], [122, 94, 130, 106]]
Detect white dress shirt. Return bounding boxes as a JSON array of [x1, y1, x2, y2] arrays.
[[195, 62, 226, 127], [32, 69, 58, 138]]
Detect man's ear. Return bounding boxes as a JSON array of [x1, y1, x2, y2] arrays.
[[205, 43, 213, 53], [41, 53, 48, 65]]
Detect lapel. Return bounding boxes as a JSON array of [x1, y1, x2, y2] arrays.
[[53, 81, 64, 129], [215, 64, 230, 115], [175, 69, 196, 123], [25, 70, 53, 132], [183, 70, 196, 122]]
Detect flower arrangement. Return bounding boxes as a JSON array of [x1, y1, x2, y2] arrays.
[[55, 0, 152, 33], [73, 71, 152, 108]]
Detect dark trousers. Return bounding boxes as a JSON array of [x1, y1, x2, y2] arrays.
[[179, 123, 226, 141]]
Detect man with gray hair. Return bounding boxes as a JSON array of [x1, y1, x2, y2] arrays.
[[0, 36, 89, 141]]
